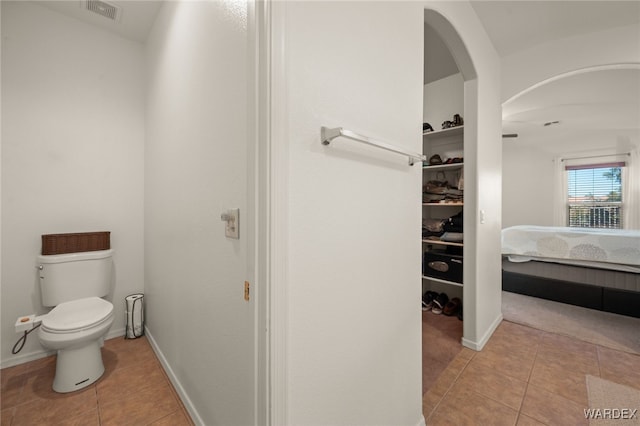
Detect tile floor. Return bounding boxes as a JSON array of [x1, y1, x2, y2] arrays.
[[3, 316, 638, 425], [423, 319, 640, 425], [1, 336, 193, 426], [422, 311, 463, 394]]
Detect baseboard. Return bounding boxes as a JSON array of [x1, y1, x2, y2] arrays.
[[461, 313, 503, 351], [417, 415, 427, 426], [1, 327, 126, 370], [0, 347, 55, 369], [144, 326, 204, 426]]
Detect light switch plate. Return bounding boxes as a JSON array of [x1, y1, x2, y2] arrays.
[[222, 208, 239, 239]]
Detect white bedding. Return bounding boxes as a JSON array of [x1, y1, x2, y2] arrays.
[[501, 226, 640, 273]]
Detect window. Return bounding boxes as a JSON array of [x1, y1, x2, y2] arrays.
[[566, 162, 625, 229]]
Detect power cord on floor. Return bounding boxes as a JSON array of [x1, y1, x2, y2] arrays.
[[12, 324, 41, 354]]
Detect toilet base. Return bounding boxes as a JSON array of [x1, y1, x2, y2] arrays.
[[53, 340, 105, 393]]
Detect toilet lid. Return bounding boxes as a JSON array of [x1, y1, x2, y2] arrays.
[[42, 297, 113, 332]]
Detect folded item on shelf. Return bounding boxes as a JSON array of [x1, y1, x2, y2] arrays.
[[423, 180, 449, 194], [422, 231, 444, 239], [440, 232, 463, 242], [423, 218, 445, 233], [423, 194, 446, 203]]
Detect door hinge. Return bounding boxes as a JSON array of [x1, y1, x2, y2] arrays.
[[244, 281, 250, 301]]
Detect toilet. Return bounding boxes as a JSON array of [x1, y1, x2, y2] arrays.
[[36, 249, 115, 393]]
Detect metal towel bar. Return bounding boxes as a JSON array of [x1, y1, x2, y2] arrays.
[[321, 126, 425, 166]]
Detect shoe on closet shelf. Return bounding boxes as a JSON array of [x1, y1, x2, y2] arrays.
[[443, 298, 462, 316], [432, 293, 449, 315], [422, 291, 438, 311]]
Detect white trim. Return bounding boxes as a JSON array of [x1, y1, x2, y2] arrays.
[[1, 347, 55, 369], [248, 0, 270, 424], [145, 326, 205, 426], [417, 416, 427, 426], [0, 327, 125, 369], [461, 313, 503, 351], [269, 1, 290, 424]]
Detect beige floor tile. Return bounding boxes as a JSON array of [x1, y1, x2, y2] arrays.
[[456, 361, 527, 410], [457, 347, 476, 361], [516, 413, 547, 426], [429, 381, 519, 426], [483, 333, 538, 361], [58, 407, 100, 426], [1, 369, 26, 410], [539, 331, 599, 359], [24, 355, 57, 374], [96, 356, 165, 402], [444, 353, 470, 376], [423, 357, 449, 394], [422, 389, 442, 423], [495, 321, 544, 342], [470, 345, 536, 382], [99, 377, 180, 426], [424, 316, 639, 426], [536, 345, 600, 376], [12, 385, 98, 426], [1, 335, 192, 425], [521, 384, 589, 426], [428, 355, 469, 398], [18, 361, 60, 405], [1, 407, 15, 425], [149, 409, 193, 426], [529, 361, 590, 405], [597, 346, 640, 391], [423, 332, 464, 363], [102, 337, 158, 372]]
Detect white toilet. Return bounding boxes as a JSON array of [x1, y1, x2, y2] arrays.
[[36, 249, 115, 393]]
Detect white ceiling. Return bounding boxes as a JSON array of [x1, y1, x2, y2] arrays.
[[32, 0, 640, 145], [502, 67, 640, 146], [470, 1, 640, 57], [470, 1, 640, 145]]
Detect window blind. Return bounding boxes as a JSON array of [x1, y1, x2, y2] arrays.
[[566, 162, 624, 229]]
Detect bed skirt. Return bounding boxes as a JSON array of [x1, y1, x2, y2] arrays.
[[502, 260, 640, 319]]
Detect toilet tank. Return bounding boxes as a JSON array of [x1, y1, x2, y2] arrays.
[[37, 249, 114, 306]]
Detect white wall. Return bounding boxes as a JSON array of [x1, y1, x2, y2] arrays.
[[273, 1, 501, 424], [281, 2, 424, 424], [0, 1, 145, 367], [423, 73, 464, 127], [144, 2, 254, 425]]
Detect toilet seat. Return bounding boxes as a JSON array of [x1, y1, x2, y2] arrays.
[[41, 297, 113, 334]]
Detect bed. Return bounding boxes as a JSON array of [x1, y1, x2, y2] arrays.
[[501, 225, 640, 318]]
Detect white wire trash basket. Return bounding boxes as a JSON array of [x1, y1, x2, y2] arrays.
[[125, 293, 144, 339]]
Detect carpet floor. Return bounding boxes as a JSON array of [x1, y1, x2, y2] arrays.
[[502, 291, 640, 355], [586, 375, 640, 425]]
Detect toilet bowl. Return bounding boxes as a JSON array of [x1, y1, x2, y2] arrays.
[[38, 297, 114, 393], [36, 248, 114, 393]]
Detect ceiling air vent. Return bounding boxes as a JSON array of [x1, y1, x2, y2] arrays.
[[85, 0, 121, 21]]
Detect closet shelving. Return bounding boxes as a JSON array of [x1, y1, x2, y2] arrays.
[[422, 125, 464, 288]]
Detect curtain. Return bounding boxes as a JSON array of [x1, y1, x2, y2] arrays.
[[553, 156, 567, 226], [623, 149, 639, 230]]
